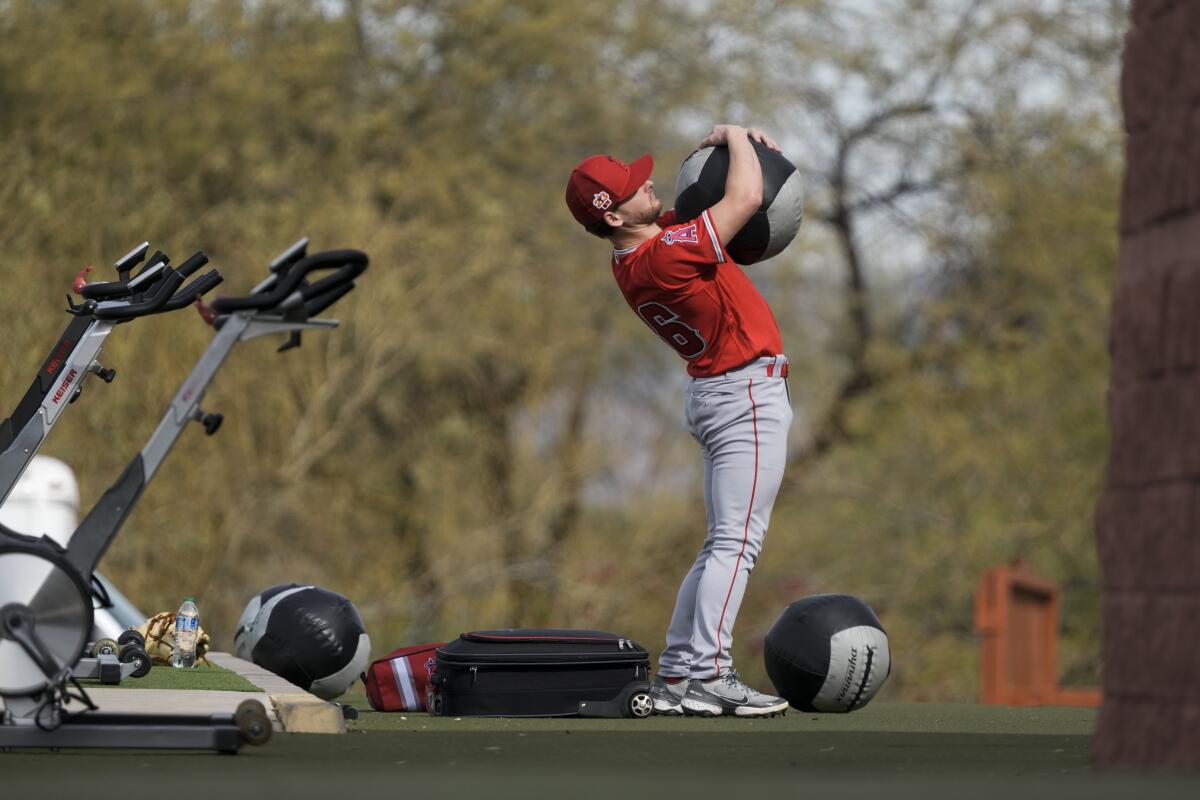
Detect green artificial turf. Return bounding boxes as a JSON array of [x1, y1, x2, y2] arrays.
[[342, 691, 1097, 736], [5, 696, 1199, 799], [78, 662, 261, 692]]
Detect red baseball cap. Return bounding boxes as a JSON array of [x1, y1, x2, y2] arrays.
[[565, 153, 654, 226]]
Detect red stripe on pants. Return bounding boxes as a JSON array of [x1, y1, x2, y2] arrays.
[[714, 379, 759, 676]]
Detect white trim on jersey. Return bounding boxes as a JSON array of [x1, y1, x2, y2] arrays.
[[614, 210, 725, 265], [390, 655, 420, 710], [700, 209, 726, 264]]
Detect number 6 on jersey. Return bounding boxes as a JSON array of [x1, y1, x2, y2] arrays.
[[637, 301, 708, 359]]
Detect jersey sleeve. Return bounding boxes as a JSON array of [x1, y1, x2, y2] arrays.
[[645, 209, 729, 290]]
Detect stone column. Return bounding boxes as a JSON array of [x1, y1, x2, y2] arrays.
[[1092, 0, 1200, 767]]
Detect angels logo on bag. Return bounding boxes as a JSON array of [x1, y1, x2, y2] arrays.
[[363, 642, 446, 712]]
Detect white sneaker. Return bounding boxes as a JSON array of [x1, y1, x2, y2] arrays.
[[649, 674, 688, 715], [680, 671, 789, 718]]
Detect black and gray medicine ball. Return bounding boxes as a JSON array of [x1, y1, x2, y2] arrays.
[[674, 139, 804, 265], [763, 594, 891, 713], [235, 583, 371, 701]]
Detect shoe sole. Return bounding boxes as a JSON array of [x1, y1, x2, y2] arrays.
[[734, 701, 789, 718], [652, 700, 684, 716], [681, 697, 789, 718]]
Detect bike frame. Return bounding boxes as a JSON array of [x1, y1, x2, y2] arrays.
[[66, 308, 338, 577]]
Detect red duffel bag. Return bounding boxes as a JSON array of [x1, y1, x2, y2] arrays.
[[363, 642, 445, 712]]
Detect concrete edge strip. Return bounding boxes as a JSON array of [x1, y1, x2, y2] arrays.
[[208, 651, 346, 734]]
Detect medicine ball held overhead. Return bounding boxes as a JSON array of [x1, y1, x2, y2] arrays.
[[674, 139, 804, 265], [763, 594, 891, 713], [235, 584, 371, 701]]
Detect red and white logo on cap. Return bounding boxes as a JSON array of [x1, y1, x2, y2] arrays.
[[593, 191, 613, 210]]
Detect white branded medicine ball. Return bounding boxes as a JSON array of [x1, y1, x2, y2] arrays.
[[235, 583, 371, 701], [674, 139, 804, 265], [762, 594, 891, 712]]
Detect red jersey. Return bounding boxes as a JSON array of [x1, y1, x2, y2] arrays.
[[611, 209, 783, 377]]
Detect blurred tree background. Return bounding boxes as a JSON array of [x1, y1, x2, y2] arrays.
[[0, 0, 1125, 700]]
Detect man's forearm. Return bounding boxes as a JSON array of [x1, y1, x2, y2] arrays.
[[724, 127, 763, 209]]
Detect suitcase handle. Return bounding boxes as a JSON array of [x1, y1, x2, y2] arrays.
[[464, 633, 622, 644], [460, 630, 640, 648]]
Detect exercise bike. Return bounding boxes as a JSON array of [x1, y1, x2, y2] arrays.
[[0, 243, 234, 745], [0, 241, 365, 752], [70, 240, 366, 683], [0, 245, 220, 688]]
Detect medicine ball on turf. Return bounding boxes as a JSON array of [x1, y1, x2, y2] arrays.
[[674, 139, 804, 265], [235, 583, 371, 701], [763, 594, 891, 712]]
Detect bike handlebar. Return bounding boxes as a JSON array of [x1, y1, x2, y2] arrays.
[[209, 249, 368, 314], [93, 268, 185, 320], [160, 270, 223, 312], [79, 260, 169, 301], [77, 247, 207, 302], [74, 247, 219, 320], [79, 280, 137, 301], [135, 250, 169, 277], [175, 251, 209, 278], [303, 281, 356, 317]]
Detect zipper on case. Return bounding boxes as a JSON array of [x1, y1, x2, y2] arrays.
[[442, 657, 645, 668], [470, 666, 478, 685]]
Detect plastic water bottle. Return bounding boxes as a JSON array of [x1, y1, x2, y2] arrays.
[[171, 597, 200, 669]]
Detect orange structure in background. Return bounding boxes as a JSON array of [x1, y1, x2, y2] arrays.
[[974, 559, 1101, 707]]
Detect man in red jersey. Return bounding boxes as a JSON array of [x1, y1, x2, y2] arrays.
[[565, 124, 792, 717]]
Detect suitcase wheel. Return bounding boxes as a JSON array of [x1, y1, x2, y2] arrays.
[[626, 688, 653, 719]]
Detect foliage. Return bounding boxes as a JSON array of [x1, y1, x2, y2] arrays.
[[755, 124, 1120, 699], [0, 0, 1124, 699]]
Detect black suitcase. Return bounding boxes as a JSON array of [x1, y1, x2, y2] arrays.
[[429, 629, 653, 718]]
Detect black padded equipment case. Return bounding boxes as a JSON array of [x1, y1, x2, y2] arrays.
[[429, 629, 652, 718]]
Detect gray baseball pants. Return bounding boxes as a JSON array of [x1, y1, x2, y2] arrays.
[[659, 355, 793, 680]]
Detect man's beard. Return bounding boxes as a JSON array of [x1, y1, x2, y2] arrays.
[[626, 197, 663, 225]]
